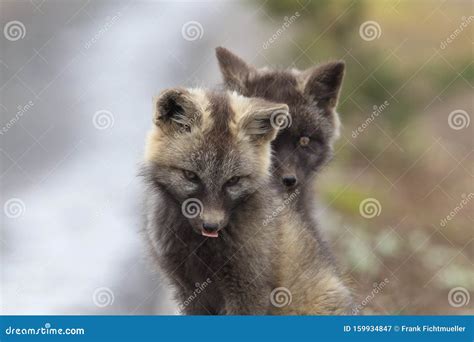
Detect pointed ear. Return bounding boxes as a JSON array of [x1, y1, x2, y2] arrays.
[[303, 61, 345, 107], [238, 101, 289, 144], [153, 88, 201, 133], [215, 47, 255, 93]]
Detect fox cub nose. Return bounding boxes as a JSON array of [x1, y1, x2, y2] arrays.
[[202, 222, 219, 232], [282, 175, 297, 187]]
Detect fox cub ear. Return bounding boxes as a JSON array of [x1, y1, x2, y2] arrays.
[[215, 47, 255, 93], [239, 101, 289, 144], [304, 61, 345, 108], [153, 88, 200, 133]]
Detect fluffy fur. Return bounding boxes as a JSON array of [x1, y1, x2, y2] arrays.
[[142, 87, 352, 314], [215, 47, 353, 314], [215, 46, 344, 193], [142, 88, 287, 314]]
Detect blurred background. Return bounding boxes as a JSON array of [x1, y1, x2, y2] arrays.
[[1, 0, 472, 315]]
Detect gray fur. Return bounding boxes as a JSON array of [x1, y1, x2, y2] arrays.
[[215, 47, 353, 314], [142, 89, 287, 314], [215, 47, 344, 194]]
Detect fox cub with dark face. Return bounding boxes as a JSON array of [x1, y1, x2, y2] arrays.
[[216, 47, 343, 196], [215, 48, 353, 314], [142, 88, 288, 314]]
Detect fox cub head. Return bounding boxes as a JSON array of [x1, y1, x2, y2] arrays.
[[144, 88, 288, 238], [216, 47, 344, 192]]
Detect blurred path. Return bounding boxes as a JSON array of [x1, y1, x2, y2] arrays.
[[1, 0, 266, 314]]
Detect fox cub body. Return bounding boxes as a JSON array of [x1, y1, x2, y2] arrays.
[[142, 88, 287, 314], [142, 88, 351, 314], [216, 47, 353, 314]]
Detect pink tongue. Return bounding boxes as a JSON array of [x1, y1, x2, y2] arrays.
[[202, 230, 219, 238]]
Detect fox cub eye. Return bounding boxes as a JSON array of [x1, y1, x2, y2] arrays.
[[183, 170, 199, 182], [225, 176, 240, 187], [299, 136, 310, 147]]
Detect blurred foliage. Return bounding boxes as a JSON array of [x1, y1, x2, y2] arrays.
[[262, 0, 473, 314], [263, 0, 472, 129]]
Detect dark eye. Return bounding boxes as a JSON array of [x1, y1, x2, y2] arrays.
[[183, 170, 199, 182], [299, 136, 310, 147], [226, 176, 240, 187]]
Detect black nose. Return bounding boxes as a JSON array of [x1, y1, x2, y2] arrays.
[[202, 222, 219, 232], [282, 176, 297, 187]]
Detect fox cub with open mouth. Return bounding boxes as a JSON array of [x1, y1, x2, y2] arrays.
[[142, 88, 351, 314]]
